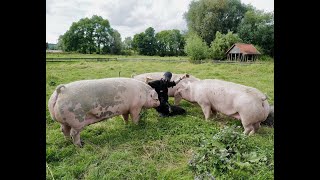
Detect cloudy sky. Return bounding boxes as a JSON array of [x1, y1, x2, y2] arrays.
[[46, 0, 274, 44]]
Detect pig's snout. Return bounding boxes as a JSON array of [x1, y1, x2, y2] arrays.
[[154, 99, 160, 107]]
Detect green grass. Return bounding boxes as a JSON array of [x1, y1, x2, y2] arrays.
[[46, 56, 274, 179], [46, 52, 188, 60]]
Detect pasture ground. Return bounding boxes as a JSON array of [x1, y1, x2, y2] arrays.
[[46, 57, 274, 179]]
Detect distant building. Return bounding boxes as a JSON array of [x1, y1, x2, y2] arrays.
[[47, 43, 58, 50], [46, 50, 63, 53], [225, 43, 261, 61]]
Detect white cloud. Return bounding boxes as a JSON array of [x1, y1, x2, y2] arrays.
[[46, 0, 274, 44], [241, 0, 274, 12]]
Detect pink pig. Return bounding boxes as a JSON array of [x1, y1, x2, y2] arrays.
[[48, 78, 160, 147], [175, 79, 270, 135]]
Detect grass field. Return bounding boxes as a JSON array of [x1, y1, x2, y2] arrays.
[[46, 58, 274, 179], [46, 52, 188, 60]]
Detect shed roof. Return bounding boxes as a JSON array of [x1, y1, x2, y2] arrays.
[[226, 43, 261, 55]]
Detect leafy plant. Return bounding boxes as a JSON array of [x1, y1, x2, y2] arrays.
[[189, 125, 272, 179], [184, 33, 209, 63]]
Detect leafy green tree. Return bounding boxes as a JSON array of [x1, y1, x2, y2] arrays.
[[184, 0, 248, 45], [122, 37, 133, 50], [144, 27, 157, 55], [237, 10, 274, 56], [132, 32, 145, 54], [56, 35, 64, 50], [155, 29, 185, 56], [184, 33, 209, 63], [132, 27, 157, 56], [108, 29, 122, 54], [57, 15, 123, 54], [210, 31, 242, 60]]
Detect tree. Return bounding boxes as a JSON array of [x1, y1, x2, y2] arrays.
[[237, 10, 274, 56], [56, 35, 64, 50], [57, 15, 123, 54], [210, 31, 242, 60], [108, 29, 122, 54], [155, 29, 185, 56], [184, 33, 209, 63], [132, 27, 157, 56], [184, 0, 248, 45], [122, 37, 133, 50], [132, 32, 145, 54], [144, 27, 157, 55]]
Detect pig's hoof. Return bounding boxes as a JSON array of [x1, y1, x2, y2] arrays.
[[77, 143, 83, 148], [80, 140, 85, 147], [76, 141, 85, 148]]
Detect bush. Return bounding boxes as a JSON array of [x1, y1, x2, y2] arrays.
[[209, 31, 242, 60], [120, 49, 135, 56], [257, 55, 273, 61], [189, 125, 272, 179], [184, 33, 209, 63]]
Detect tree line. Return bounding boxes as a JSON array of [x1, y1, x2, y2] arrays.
[[55, 0, 273, 60], [184, 0, 273, 61]]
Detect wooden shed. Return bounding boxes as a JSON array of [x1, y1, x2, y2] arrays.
[[225, 43, 261, 61]]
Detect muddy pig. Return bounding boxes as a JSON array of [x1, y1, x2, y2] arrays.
[[48, 78, 160, 147]]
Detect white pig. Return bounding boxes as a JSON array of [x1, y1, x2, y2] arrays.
[[48, 78, 160, 147], [175, 79, 270, 135]]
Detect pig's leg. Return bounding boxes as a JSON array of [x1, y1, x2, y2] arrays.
[[249, 122, 261, 135], [199, 103, 212, 120], [174, 93, 182, 106], [243, 123, 254, 135], [70, 128, 83, 147], [60, 124, 71, 139], [211, 107, 217, 119], [130, 107, 142, 125], [122, 113, 129, 124]]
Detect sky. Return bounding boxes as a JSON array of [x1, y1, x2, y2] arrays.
[[46, 0, 274, 44]]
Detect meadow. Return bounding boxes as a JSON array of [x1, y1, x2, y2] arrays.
[[46, 56, 274, 179]]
